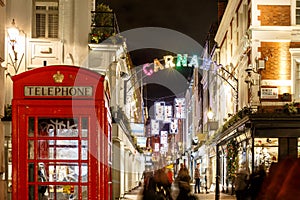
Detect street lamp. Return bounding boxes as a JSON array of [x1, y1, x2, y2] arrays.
[[7, 19, 25, 75]]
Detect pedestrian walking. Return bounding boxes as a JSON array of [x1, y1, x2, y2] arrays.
[[176, 164, 197, 200], [154, 167, 172, 200], [234, 163, 250, 200], [248, 164, 266, 200], [194, 163, 201, 194], [167, 168, 174, 184]]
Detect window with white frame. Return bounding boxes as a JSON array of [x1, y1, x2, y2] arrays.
[[297, 0, 300, 24], [33, 0, 59, 38]]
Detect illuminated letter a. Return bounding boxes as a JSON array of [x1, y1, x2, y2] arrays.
[[154, 59, 165, 72], [188, 55, 199, 68]]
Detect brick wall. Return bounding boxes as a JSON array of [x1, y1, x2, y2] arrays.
[[259, 42, 291, 80], [257, 5, 291, 26]]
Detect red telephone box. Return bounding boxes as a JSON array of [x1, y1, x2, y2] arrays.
[[12, 65, 112, 200]]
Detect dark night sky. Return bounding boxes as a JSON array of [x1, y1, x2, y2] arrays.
[[103, 0, 218, 47], [101, 0, 218, 114]]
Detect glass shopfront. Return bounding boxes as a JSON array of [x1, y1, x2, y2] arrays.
[[254, 138, 278, 171]]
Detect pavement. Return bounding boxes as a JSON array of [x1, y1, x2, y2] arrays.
[[122, 186, 236, 200]]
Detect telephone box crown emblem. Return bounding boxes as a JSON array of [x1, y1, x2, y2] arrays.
[[53, 71, 64, 83]]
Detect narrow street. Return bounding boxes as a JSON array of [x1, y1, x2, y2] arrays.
[[2, 1, 300, 200], [123, 186, 236, 200]]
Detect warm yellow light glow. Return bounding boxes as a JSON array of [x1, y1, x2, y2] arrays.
[[7, 19, 19, 42], [278, 43, 290, 80], [279, 86, 290, 94], [207, 108, 214, 120]]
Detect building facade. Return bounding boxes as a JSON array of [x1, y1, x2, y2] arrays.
[[199, 0, 300, 197]]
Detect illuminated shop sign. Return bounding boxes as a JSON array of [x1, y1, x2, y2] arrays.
[[142, 54, 210, 76], [24, 86, 93, 97]]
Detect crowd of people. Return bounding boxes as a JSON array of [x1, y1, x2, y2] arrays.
[[233, 157, 300, 200], [141, 157, 300, 200], [142, 163, 198, 200], [142, 166, 173, 200]]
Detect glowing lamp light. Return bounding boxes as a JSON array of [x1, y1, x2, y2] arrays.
[[207, 108, 214, 120], [7, 19, 19, 44], [6, 19, 26, 75]]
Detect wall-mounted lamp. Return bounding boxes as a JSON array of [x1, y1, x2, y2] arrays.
[[246, 58, 267, 74], [207, 107, 214, 120], [244, 58, 267, 85], [7, 19, 25, 75], [7, 19, 19, 51]]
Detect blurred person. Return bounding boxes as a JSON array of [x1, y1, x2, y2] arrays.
[[248, 164, 266, 200], [154, 167, 172, 200], [142, 171, 160, 200], [167, 168, 174, 184], [275, 157, 300, 199], [234, 163, 250, 200], [204, 168, 209, 193], [176, 163, 190, 183], [176, 164, 197, 200], [194, 163, 201, 194], [257, 158, 300, 200]]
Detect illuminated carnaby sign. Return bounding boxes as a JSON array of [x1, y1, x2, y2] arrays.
[[142, 54, 210, 76], [24, 86, 93, 97]]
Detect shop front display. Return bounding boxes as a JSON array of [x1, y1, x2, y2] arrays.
[[254, 138, 278, 171], [12, 66, 112, 200], [215, 112, 300, 197]]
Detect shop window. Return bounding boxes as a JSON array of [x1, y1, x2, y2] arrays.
[[254, 138, 278, 171], [33, 0, 59, 38]]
